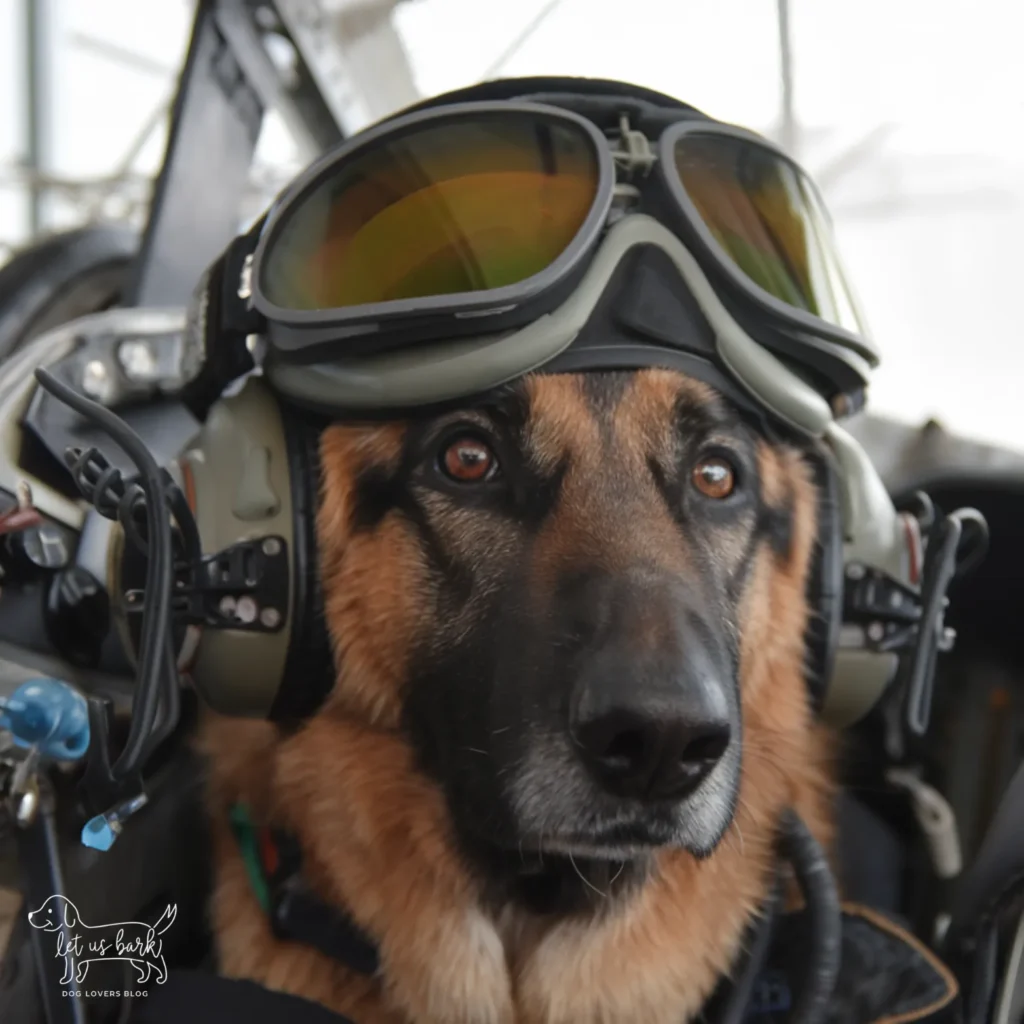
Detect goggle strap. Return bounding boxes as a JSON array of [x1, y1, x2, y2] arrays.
[[178, 237, 261, 420], [221, 218, 267, 335]]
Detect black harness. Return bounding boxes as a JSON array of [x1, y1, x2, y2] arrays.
[[226, 805, 960, 1024], [228, 803, 380, 977]]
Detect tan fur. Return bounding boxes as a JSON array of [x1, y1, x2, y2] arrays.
[[317, 424, 424, 728], [528, 373, 699, 583], [202, 370, 835, 1023], [523, 375, 601, 474], [612, 368, 716, 463]]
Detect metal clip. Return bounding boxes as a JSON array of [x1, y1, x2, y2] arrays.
[[887, 768, 962, 878], [0, 744, 41, 831], [238, 253, 254, 300], [0, 480, 43, 537], [611, 114, 657, 176], [10, 746, 40, 828]]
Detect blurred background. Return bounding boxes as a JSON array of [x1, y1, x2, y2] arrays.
[[0, 0, 1021, 448]]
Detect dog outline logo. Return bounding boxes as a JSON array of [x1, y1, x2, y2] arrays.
[[27, 895, 177, 986]]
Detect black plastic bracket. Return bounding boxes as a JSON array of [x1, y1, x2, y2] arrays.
[[78, 696, 146, 820], [843, 563, 955, 659], [902, 514, 967, 738], [189, 535, 290, 632], [125, 536, 289, 634]]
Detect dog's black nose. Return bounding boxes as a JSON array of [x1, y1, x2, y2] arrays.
[[572, 701, 730, 801], [566, 572, 733, 802]]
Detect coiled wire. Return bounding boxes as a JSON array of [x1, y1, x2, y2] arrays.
[[35, 368, 187, 779]]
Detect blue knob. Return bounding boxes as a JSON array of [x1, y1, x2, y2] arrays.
[[0, 678, 90, 761]]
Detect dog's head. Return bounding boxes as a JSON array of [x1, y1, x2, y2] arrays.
[[28, 895, 75, 931], [318, 369, 818, 904]]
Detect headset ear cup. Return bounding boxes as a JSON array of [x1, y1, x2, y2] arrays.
[[269, 407, 336, 725], [804, 453, 844, 716]]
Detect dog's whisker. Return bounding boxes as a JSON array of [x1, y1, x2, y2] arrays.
[[732, 820, 746, 856], [569, 851, 609, 900], [491, 726, 512, 735], [609, 860, 626, 887], [734, 792, 767, 832]]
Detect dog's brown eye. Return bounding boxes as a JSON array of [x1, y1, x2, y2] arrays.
[[441, 437, 498, 483], [692, 457, 736, 499]]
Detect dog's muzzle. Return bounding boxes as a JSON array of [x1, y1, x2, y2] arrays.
[[567, 572, 734, 806]]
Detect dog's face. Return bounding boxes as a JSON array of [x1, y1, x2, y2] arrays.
[[318, 369, 816, 904], [28, 895, 73, 931]]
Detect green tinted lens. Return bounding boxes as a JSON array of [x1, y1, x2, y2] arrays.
[[260, 114, 601, 312], [673, 133, 864, 333]]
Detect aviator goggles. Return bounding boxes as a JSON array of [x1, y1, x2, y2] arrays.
[[219, 100, 878, 427]]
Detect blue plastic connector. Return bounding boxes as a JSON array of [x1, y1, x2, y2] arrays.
[[0, 678, 90, 761], [81, 792, 149, 851]]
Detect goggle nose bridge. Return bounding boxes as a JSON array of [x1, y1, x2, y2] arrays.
[[609, 114, 659, 177]]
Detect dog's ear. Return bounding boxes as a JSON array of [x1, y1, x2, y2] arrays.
[[62, 899, 78, 929]]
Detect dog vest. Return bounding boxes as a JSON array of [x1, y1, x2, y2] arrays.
[[225, 803, 960, 1024]]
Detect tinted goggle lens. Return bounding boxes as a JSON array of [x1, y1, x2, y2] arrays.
[[671, 132, 865, 335], [260, 114, 601, 312]]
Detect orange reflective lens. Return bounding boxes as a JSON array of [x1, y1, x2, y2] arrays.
[[673, 134, 864, 334], [261, 115, 601, 311]]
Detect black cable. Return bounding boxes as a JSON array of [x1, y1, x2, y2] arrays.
[[63, 442, 181, 765], [146, 475, 194, 759], [116, 961, 137, 1024], [34, 368, 178, 781], [143, 638, 181, 761], [910, 516, 960, 736], [718, 873, 783, 1024], [950, 507, 988, 579], [68, 458, 192, 760], [778, 809, 842, 1024], [163, 468, 201, 563], [900, 491, 937, 535]]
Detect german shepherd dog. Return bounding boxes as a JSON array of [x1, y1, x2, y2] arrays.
[[201, 369, 834, 1023]]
